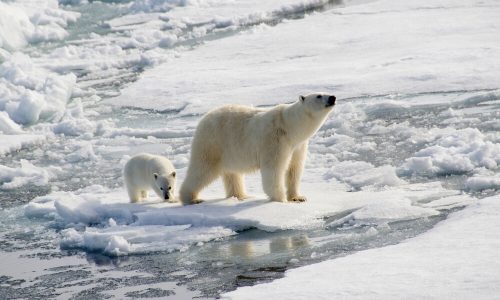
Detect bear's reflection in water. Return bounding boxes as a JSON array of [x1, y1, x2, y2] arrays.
[[225, 235, 310, 259]]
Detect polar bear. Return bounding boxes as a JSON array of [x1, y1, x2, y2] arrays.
[[179, 93, 336, 205], [123, 153, 176, 203]]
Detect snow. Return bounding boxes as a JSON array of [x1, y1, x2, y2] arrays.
[[465, 171, 500, 191], [399, 128, 500, 176], [0, 134, 46, 156], [108, 0, 500, 114], [0, 111, 23, 134], [223, 194, 500, 300], [0, 52, 76, 125], [24, 181, 472, 256], [0, 159, 56, 189], [0, 0, 79, 51], [324, 161, 404, 190], [1, 0, 499, 296]]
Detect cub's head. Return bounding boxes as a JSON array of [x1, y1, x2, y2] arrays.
[[299, 93, 336, 115], [152, 172, 176, 201]]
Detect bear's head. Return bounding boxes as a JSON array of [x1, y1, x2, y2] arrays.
[[152, 172, 176, 201], [299, 93, 336, 115]]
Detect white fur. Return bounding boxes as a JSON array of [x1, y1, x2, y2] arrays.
[[179, 93, 336, 205], [123, 153, 177, 203]]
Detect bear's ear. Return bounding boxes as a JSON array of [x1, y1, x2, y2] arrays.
[[299, 95, 305, 102], [171, 171, 176, 178], [153, 173, 158, 180]]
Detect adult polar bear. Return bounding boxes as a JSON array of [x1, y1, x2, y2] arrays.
[[180, 93, 336, 205]]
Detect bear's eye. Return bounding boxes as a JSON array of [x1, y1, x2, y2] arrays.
[[168, 187, 172, 190], [316, 95, 322, 99], [160, 188, 163, 191]]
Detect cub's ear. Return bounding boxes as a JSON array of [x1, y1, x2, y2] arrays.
[[171, 171, 176, 178], [299, 95, 305, 102], [153, 173, 158, 180]]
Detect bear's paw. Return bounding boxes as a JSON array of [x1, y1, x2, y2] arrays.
[[288, 196, 307, 203]]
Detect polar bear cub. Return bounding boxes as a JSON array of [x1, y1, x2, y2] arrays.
[[180, 93, 336, 205], [123, 153, 176, 203]]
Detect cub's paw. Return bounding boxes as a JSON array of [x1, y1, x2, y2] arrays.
[[288, 196, 307, 203], [165, 198, 178, 203]]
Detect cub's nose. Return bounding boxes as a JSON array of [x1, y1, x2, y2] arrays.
[[327, 95, 336, 106]]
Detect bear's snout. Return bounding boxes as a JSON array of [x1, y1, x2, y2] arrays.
[[327, 95, 336, 107]]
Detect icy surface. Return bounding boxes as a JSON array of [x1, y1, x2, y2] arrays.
[[399, 128, 500, 176], [0, 0, 79, 51], [109, 0, 500, 114], [0, 52, 76, 126], [25, 181, 468, 256], [223, 194, 500, 300], [0, 160, 55, 189], [0, 134, 46, 156], [1, 0, 499, 298]]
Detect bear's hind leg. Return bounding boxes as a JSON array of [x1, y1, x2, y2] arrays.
[[180, 159, 221, 205], [223, 173, 247, 200]]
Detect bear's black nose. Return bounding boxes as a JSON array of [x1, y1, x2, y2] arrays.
[[327, 95, 336, 106]]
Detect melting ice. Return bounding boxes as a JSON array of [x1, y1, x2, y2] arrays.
[[1, 0, 499, 298]]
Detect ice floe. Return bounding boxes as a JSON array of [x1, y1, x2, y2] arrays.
[[0, 52, 76, 125], [0, 159, 57, 189], [0, 0, 79, 51], [223, 194, 500, 299], [108, 0, 500, 113], [0, 134, 46, 156], [24, 181, 472, 256], [399, 128, 500, 177]]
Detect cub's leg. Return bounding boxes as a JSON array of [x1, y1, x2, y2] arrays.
[[223, 173, 247, 200], [141, 190, 148, 199], [286, 143, 308, 202], [127, 185, 141, 203]]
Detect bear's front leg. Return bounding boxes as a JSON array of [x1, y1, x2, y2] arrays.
[[223, 173, 247, 200], [286, 143, 308, 203], [127, 186, 141, 203], [261, 166, 286, 202], [261, 148, 290, 203]]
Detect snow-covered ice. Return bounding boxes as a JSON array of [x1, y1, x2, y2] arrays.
[[1, 52, 76, 126], [0, 134, 46, 156], [223, 194, 500, 300], [24, 181, 471, 256], [1, 0, 499, 298], [0, 159, 55, 189], [399, 128, 500, 176], [108, 0, 500, 114], [0, 0, 79, 51]]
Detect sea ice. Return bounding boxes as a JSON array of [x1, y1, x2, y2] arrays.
[[108, 0, 500, 113], [324, 160, 405, 189], [0, 52, 76, 125], [0, 0, 79, 51], [223, 194, 500, 299], [0, 134, 46, 157], [465, 171, 500, 191], [0, 159, 56, 189], [24, 181, 472, 256], [399, 128, 500, 176]]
